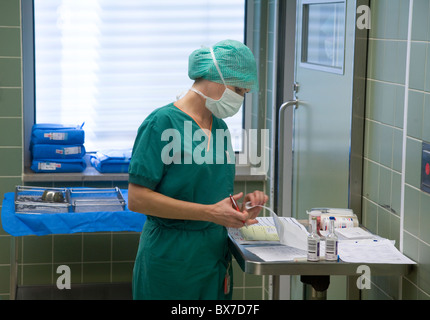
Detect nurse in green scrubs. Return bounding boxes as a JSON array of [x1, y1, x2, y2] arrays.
[[128, 39, 268, 300]]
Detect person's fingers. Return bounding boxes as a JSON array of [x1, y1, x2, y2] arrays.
[[218, 196, 249, 228]]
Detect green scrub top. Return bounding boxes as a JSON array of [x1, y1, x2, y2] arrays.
[[129, 103, 236, 300]]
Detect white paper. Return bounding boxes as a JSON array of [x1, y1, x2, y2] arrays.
[[246, 245, 307, 262], [228, 215, 308, 250], [338, 239, 416, 264], [271, 212, 308, 251], [334, 227, 376, 240], [235, 203, 309, 251], [64, 146, 81, 155]]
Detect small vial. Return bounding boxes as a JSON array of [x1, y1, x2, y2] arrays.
[[307, 216, 320, 262], [325, 216, 338, 261]]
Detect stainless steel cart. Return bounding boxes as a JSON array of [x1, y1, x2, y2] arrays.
[[229, 235, 414, 300]]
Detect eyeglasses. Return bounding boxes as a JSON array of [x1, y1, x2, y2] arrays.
[[233, 87, 250, 97]]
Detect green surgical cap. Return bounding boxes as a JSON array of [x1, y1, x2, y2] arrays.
[[188, 39, 258, 91]]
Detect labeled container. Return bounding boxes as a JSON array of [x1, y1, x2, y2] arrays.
[[325, 217, 339, 261], [307, 216, 320, 262]]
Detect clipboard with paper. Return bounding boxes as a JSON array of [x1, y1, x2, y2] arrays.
[[228, 204, 309, 251], [228, 206, 309, 262]]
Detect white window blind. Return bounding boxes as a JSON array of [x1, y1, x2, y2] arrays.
[[34, 0, 245, 152]]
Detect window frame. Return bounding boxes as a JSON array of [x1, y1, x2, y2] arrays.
[[300, 0, 346, 75], [22, 0, 256, 181]]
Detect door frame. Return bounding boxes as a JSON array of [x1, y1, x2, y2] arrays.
[[274, 0, 369, 225], [348, 0, 370, 220], [274, 0, 297, 220], [273, 0, 370, 300], [272, 0, 297, 301]]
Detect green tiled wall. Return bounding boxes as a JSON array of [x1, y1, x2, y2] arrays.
[[362, 0, 430, 300], [0, 0, 23, 301], [0, 0, 270, 300], [232, 181, 267, 300]]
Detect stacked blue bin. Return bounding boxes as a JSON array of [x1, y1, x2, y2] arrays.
[[90, 149, 131, 173], [30, 124, 87, 173]]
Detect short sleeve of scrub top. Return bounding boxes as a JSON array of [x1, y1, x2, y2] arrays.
[[128, 111, 167, 190]]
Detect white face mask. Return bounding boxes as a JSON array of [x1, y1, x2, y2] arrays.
[[190, 87, 244, 119], [190, 47, 245, 119]]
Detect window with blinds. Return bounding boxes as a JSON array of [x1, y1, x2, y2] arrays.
[[34, 0, 246, 152]]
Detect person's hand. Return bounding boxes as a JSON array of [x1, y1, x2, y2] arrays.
[[209, 192, 249, 229], [241, 190, 268, 224]]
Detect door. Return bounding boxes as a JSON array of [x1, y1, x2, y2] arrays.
[[292, 0, 367, 220], [275, 0, 368, 299], [277, 0, 368, 221]]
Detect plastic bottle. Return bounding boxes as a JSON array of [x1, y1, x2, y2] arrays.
[[307, 216, 320, 262], [325, 216, 338, 261]]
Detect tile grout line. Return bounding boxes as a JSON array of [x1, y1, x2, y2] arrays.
[[400, 0, 414, 255], [398, 0, 414, 301]]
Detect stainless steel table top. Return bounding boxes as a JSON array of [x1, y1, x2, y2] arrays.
[[229, 236, 414, 277]]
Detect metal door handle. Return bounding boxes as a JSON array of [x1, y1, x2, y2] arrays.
[[278, 99, 298, 156], [277, 100, 298, 219]]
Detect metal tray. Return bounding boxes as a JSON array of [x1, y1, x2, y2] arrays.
[[69, 187, 126, 212], [14, 186, 125, 214], [14, 186, 71, 214]]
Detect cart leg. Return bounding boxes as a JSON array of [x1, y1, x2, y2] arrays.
[[271, 275, 280, 300], [300, 275, 330, 300], [308, 287, 327, 300]]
